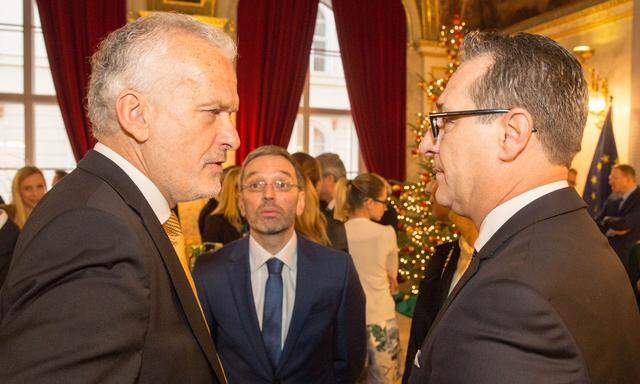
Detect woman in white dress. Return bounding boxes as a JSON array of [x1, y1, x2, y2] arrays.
[[335, 173, 400, 383]]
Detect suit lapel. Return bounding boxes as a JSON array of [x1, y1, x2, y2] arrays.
[[277, 235, 316, 373], [619, 188, 640, 215], [77, 150, 227, 383], [225, 239, 274, 376], [420, 188, 587, 365]]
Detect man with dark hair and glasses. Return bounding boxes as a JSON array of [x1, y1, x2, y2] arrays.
[[194, 145, 366, 384], [409, 31, 640, 384]]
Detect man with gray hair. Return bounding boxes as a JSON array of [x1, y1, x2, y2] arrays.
[[0, 13, 237, 383], [410, 31, 640, 383], [316, 153, 349, 251]]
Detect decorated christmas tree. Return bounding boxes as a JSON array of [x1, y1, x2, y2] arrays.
[[391, 16, 466, 295]]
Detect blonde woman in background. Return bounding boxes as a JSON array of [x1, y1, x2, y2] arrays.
[[295, 176, 331, 246], [201, 166, 244, 245], [335, 173, 400, 384], [0, 166, 47, 229]]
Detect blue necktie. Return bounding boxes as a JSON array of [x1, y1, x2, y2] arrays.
[[263, 258, 284, 368]]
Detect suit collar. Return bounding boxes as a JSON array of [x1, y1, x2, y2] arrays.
[[620, 186, 640, 214], [476, 187, 585, 261], [93, 142, 171, 224], [475, 180, 569, 252], [78, 150, 227, 383]]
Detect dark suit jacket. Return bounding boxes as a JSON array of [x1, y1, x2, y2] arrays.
[[0, 216, 20, 288], [193, 234, 367, 384], [201, 213, 242, 245], [0, 150, 226, 384], [402, 241, 458, 384], [409, 188, 640, 384], [198, 198, 219, 236], [595, 187, 640, 276], [320, 203, 349, 253]]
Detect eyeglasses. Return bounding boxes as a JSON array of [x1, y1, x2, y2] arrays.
[[428, 108, 512, 139], [371, 197, 388, 205], [241, 179, 301, 193]]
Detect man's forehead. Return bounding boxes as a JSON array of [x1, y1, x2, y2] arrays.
[[244, 156, 296, 178]]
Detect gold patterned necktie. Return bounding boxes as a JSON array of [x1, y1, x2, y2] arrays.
[[162, 212, 208, 325]]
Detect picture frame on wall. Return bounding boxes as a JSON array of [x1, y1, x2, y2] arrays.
[[149, 0, 216, 17]]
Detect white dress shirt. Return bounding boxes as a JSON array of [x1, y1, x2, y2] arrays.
[[475, 180, 569, 252], [94, 143, 171, 224], [249, 232, 297, 348], [345, 218, 399, 325]]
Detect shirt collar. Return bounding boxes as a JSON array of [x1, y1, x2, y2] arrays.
[[249, 232, 298, 273], [474, 180, 569, 252], [94, 142, 172, 224]]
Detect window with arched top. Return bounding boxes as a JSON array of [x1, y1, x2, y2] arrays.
[[0, 0, 75, 200], [288, 2, 363, 178]]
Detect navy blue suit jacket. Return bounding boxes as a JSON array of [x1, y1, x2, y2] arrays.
[[194, 234, 367, 384]]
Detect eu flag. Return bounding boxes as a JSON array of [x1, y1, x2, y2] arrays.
[[583, 107, 618, 217]]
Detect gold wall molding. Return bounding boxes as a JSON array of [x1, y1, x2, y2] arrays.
[[542, 10, 632, 40], [506, 0, 631, 34]]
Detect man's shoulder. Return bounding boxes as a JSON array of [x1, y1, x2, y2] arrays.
[[195, 237, 246, 272], [300, 235, 350, 262]]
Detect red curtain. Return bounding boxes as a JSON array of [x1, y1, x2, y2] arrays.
[[36, 0, 127, 161], [235, 0, 319, 164], [332, 0, 407, 181]]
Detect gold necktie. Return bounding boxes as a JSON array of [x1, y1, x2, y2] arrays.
[[162, 212, 207, 324]]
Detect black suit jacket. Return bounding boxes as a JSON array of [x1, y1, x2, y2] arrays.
[[595, 187, 640, 275], [320, 204, 349, 253], [0, 217, 20, 288], [402, 241, 458, 384], [0, 150, 226, 384], [201, 213, 242, 245], [198, 198, 219, 236], [409, 188, 640, 384], [193, 234, 367, 383]]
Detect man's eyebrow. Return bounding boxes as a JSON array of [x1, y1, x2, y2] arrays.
[[244, 170, 294, 179]]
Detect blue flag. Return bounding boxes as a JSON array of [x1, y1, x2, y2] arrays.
[[583, 107, 618, 217]]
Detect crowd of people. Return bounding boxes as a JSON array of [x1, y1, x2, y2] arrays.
[[0, 12, 639, 384]]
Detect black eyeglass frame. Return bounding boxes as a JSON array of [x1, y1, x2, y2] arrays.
[[428, 108, 519, 139]]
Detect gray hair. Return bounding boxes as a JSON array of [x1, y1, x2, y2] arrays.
[[316, 153, 346, 180], [87, 12, 237, 137], [240, 145, 305, 188], [460, 31, 588, 167]]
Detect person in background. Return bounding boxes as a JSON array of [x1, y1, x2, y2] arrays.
[[336, 173, 401, 384], [0, 166, 47, 229], [201, 166, 244, 245], [316, 153, 349, 252], [595, 164, 640, 298], [292, 152, 322, 190], [567, 168, 577, 188], [198, 165, 238, 236], [52, 169, 68, 186], [0, 207, 20, 287], [194, 145, 366, 383], [291, 152, 331, 246], [402, 182, 478, 383]]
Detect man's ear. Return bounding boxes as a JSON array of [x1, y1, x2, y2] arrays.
[[115, 90, 150, 142], [296, 190, 306, 216], [497, 107, 534, 162]]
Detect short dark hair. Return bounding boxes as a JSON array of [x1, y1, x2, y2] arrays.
[[316, 153, 346, 180], [54, 169, 68, 179], [460, 31, 588, 167], [240, 145, 305, 187], [568, 168, 577, 175], [614, 164, 636, 180]]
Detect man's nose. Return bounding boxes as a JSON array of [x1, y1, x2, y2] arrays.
[[419, 130, 440, 157]]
